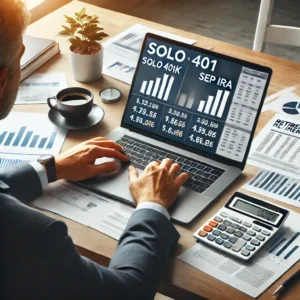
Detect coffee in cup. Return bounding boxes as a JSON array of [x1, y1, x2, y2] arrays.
[[47, 87, 94, 121]]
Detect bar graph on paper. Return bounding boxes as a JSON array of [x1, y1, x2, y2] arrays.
[[0, 112, 67, 170], [140, 74, 174, 101], [177, 89, 230, 118]]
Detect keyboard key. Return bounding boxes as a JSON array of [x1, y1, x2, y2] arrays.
[[243, 221, 252, 228], [253, 225, 261, 232], [245, 244, 255, 251], [207, 234, 216, 241], [230, 223, 239, 229], [247, 230, 256, 236], [250, 239, 260, 246], [223, 241, 232, 249], [223, 220, 232, 226], [215, 238, 224, 245], [229, 236, 238, 244], [262, 230, 271, 236], [220, 233, 229, 240], [231, 239, 246, 252], [220, 212, 228, 218], [242, 235, 251, 241], [198, 230, 207, 237], [229, 216, 242, 223], [209, 220, 218, 228], [226, 227, 235, 234], [241, 249, 250, 257], [256, 234, 265, 242], [204, 225, 213, 232], [196, 187, 205, 193], [218, 224, 227, 231], [212, 230, 221, 236], [238, 226, 247, 233], [233, 231, 243, 238], [214, 216, 223, 222]]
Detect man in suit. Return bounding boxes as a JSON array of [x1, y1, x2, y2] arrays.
[[0, 1, 189, 299]]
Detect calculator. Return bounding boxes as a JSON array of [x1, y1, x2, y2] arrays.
[[194, 192, 289, 260]]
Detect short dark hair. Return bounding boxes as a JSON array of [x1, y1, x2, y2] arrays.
[[0, 0, 29, 68]]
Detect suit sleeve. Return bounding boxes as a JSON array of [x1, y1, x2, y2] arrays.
[[0, 163, 42, 203], [35, 209, 180, 300]]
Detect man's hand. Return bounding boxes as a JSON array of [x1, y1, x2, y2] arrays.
[[55, 137, 128, 181], [128, 158, 189, 209]]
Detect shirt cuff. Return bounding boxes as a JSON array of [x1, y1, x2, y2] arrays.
[[136, 202, 170, 220], [30, 162, 48, 190]]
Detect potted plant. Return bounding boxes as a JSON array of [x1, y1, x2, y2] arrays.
[[59, 8, 108, 82]]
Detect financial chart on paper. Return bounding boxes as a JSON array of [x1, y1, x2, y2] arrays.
[[123, 38, 269, 162]]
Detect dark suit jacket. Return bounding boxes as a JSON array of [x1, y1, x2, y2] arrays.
[[0, 164, 180, 300]]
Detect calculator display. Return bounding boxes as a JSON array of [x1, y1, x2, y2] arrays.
[[234, 199, 279, 222]]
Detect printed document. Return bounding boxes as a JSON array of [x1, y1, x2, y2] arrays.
[[247, 114, 300, 177], [102, 24, 197, 84], [16, 73, 67, 104], [33, 181, 135, 240], [243, 169, 300, 208], [178, 210, 300, 298], [0, 112, 67, 170]]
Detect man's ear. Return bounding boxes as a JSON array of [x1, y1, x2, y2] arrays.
[[0, 67, 8, 99]]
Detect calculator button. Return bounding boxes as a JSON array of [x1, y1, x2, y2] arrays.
[[230, 223, 239, 229], [223, 242, 232, 249], [233, 231, 243, 238], [226, 227, 235, 234], [242, 235, 251, 241], [238, 226, 247, 233], [220, 233, 229, 240], [218, 224, 227, 231], [250, 239, 260, 246], [245, 244, 255, 251], [241, 249, 250, 257], [253, 225, 261, 232], [262, 230, 271, 236], [220, 212, 228, 218], [247, 230, 256, 236], [228, 216, 242, 223], [204, 225, 213, 232], [207, 234, 216, 241], [229, 236, 238, 244], [214, 216, 223, 222], [198, 230, 208, 237], [212, 230, 221, 236], [256, 234, 265, 242], [243, 221, 252, 228], [231, 239, 246, 252], [215, 238, 224, 245], [209, 220, 218, 228], [223, 220, 232, 226]]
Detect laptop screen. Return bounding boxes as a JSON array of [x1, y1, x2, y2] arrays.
[[122, 34, 271, 167]]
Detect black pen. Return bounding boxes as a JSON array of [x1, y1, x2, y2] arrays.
[[272, 269, 300, 296]]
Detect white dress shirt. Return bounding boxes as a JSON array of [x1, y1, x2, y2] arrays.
[[29, 162, 170, 220]]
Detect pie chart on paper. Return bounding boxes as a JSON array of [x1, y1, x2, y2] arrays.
[[282, 101, 300, 115]]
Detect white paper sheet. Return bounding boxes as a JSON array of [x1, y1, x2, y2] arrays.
[[178, 210, 300, 298], [247, 114, 300, 177], [243, 169, 300, 208], [102, 24, 197, 84], [0, 112, 67, 170], [33, 181, 135, 240], [16, 73, 67, 104]]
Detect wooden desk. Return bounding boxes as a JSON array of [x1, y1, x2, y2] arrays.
[[20, 1, 300, 299]]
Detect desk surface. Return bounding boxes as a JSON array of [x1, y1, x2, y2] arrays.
[[20, 1, 300, 299]]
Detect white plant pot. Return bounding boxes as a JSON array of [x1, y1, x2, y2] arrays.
[[70, 44, 103, 83]]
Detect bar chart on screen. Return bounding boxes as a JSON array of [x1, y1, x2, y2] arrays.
[[140, 73, 174, 101], [0, 112, 67, 170]]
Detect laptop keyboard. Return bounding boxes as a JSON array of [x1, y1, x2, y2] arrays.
[[116, 135, 225, 194]]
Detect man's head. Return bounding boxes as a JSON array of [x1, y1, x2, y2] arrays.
[[0, 0, 28, 119]]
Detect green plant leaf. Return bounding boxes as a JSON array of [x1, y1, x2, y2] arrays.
[[89, 32, 109, 41], [64, 15, 76, 24], [59, 30, 71, 36], [78, 8, 86, 17]]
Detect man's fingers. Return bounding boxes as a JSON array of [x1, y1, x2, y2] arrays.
[[169, 163, 181, 176], [160, 158, 173, 170], [128, 165, 139, 182], [175, 172, 190, 186], [85, 140, 124, 152], [86, 162, 119, 178], [91, 147, 129, 161]]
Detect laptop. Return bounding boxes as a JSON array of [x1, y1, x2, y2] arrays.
[[79, 33, 272, 224]]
